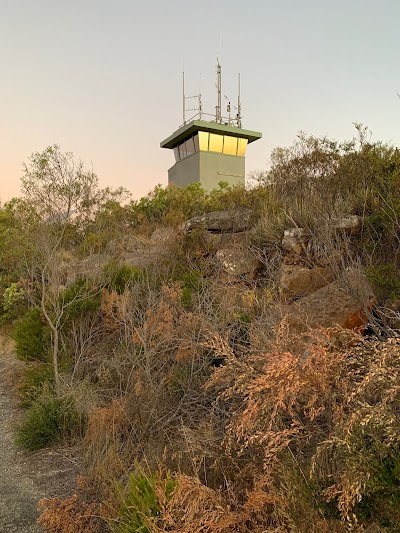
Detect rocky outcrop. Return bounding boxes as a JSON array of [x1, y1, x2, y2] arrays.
[[332, 215, 362, 235], [184, 208, 254, 233], [215, 246, 263, 277], [278, 264, 335, 299], [281, 269, 375, 333]]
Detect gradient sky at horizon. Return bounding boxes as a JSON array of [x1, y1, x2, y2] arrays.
[[1, 0, 399, 202]]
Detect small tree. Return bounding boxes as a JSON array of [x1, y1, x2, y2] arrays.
[[20, 145, 127, 389]]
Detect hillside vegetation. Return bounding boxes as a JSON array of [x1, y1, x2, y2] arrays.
[[1, 128, 400, 532]]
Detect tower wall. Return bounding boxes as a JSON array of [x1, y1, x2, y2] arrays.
[[168, 152, 200, 188], [168, 152, 245, 191], [199, 152, 245, 191]]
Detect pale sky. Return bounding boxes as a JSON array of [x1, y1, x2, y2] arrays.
[[1, 0, 399, 202]]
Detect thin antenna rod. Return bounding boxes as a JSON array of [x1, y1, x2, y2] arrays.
[[182, 71, 186, 125], [237, 73, 242, 128], [216, 60, 222, 123]]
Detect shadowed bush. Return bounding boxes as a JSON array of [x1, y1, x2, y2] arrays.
[[16, 394, 86, 451], [13, 308, 49, 362]]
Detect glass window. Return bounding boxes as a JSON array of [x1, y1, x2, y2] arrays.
[[173, 147, 180, 162], [223, 135, 238, 155], [209, 133, 223, 153], [185, 137, 195, 157], [198, 131, 209, 151], [179, 142, 187, 160], [237, 138, 248, 157], [193, 134, 199, 152]]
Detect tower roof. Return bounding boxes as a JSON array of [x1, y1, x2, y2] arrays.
[[160, 120, 262, 150]]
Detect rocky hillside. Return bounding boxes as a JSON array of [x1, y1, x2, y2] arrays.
[[1, 135, 400, 532]]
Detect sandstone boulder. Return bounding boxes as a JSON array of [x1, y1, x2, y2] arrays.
[[184, 208, 254, 233], [215, 246, 263, 277], [281, 269, 375, 333], [278, 264, 335, 298], [150, 227, 176, 243], [332, 215, 362, 235]]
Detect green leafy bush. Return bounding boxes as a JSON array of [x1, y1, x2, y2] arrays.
[[355, 449, 400, 528], [60, 278, 100, 322], [112, 469, 176, 533], [180, 270, 204, 309], [13, 308, 49, 362], [18, 363, 54, 409], [16, 394, 86, 451], [1, 282, 27, 322], [103, 261, 144, 294], [366, 263, 400, 301]]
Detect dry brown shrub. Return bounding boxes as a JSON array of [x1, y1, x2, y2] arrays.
[[205, 329, 400, 528], [37, 493, 107, 533], [83, 399, 131, 492]]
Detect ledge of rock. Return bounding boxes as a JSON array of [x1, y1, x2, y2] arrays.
[[216, 246, 263, 277], [280, 269, 376, 333], [184, 208, 254, 233], [278, 264, 335, 298], [332, 215, 362, 235]]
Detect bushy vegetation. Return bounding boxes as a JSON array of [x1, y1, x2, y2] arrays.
[[16, 394, 86, 451], [2, 134, 400, 531], [13, 308, 49, 362], [110, 469, 176, 533]]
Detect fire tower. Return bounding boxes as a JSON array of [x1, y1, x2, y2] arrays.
[[160, 62, 262, 191]]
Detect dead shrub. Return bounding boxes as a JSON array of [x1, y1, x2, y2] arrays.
[[37, 493, 107, 533]]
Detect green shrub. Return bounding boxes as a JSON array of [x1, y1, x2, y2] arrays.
[[60, 278, 100, 322], [18, 363, 54, 409], [103, 261, 144, 294], [355, 449, 400, 528], [180, 270, 204, 309], [16, 394, 86, 451], [112, 469, 175, 533], [1, 282, 27, 323], [13, 308, 49, 362], [366, 263, 400, 301]]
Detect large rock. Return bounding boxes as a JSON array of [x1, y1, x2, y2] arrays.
[[184, 208, 254, 233], [215, 246, 263, 277], [150, 227, 176, 243], [278, 264, 335, 298], [332, 215, 362, 236], [281, 269, 375, 333]]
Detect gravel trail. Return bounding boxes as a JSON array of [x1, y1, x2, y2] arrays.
[[0, 335, 80, 532]]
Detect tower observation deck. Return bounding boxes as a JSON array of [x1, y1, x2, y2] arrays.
[[160, 63, 262, 191]]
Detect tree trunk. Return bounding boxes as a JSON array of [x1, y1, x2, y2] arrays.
[[52, 328, 60, 392]]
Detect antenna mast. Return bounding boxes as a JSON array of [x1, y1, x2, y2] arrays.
[[182, 71, 186, 125], [215, 60, 222, 123], [237, 73, 242, 128]]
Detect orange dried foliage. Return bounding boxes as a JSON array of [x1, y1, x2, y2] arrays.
[[100, 289, 128, 328], [37, 494, 106, 533], [85, 398, 130, 443]]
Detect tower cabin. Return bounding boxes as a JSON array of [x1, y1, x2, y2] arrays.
[[160, 64, 262, 191]]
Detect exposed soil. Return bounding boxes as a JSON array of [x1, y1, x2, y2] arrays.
[[0, 334, 81, 532]]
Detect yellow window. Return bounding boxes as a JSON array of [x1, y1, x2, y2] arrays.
[[209, 133, 223, 153], [237, 138, 248, 157], [223, 135, 238, 155], [198, 131, 209, 151]]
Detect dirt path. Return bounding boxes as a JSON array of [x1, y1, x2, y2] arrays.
[[0, 335, 80, 532]]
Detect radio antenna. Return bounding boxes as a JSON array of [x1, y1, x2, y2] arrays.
[[215, 59, 222, 123], [237, 73, 242, 128], [182, 71, 186, 125]]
